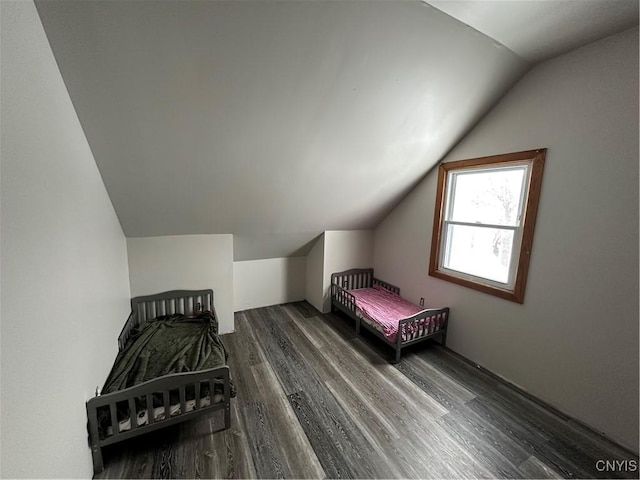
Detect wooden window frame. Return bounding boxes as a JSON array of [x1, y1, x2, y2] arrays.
[[429, 149, 546, 303]]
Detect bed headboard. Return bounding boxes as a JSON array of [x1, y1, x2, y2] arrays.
[[131, 289, 214, 321], [330, 268, 401, 295], [118, 289, 215, 351], [331, 268, 374, 290]]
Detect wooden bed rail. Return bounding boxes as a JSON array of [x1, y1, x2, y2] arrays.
[[373, 277, 400, 294], [118, 311, 138, 351], [331, 284, 356, 313], [87, 366, 230, 473]]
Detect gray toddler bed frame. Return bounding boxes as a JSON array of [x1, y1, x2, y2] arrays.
[[86, 289, 232, 474], [331, 269, 449, 363]]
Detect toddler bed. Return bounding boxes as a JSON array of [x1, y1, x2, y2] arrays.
[[86, 289, 234, 474], [331, 269, 448, 363]]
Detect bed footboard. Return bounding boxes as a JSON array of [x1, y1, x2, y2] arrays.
[[87, 366, 231, 474], [394, 307, 449, 363]]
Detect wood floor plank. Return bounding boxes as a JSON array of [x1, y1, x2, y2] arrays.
[[287, 390, 357, 479], [250, 306, 393, 478], [223, 351, 261, 406], [287, 301, 319, 319], [396, 351, 477, 410], [243, 307, 311, 395], [564, 419, 640, 473], [412, 344, 619, 478], [466, 396, 595, 479], [126, 426, 182, 479], [176, 417, 208, 479], [545, 435, 636, 480], [96, 302, 638, 480], [323, 310, 361, 342], [436, 409, 524, 478], [228, 312, 265, 367], [323, 379, 408, 477], [464, 377, 638, 480], [189, 405, 257, 479], [280, 309, 419, 478], [286, 305, 449, 428], [392, 424, 497, 479], [323, 377, 400, 446], [417, 346, 512, 402], [285, 306, 495, 479], [249, 362, 325, 479], [291, 311, 493, 479], [288, 389, 400, 479], [439, 401, 532, 467], [519, 455, 563, 479], [238, 400, 289, 479]]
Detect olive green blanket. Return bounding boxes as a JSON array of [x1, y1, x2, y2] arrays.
[[98, 312, 235, 438], [103, 311, 231, 394]]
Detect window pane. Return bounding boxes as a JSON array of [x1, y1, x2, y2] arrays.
[[449, 167, 526, 226], [443, 224, 514, 284]]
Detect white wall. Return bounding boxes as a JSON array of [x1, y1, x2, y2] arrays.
[[234, 257, 306, 311], [321, 230, 374, 312], [0, 2, 132, 477], [305, 235, 325, 312], [374, 27, 639, 452], [127, 235, 234, 333], [304, 231, 374, 313]]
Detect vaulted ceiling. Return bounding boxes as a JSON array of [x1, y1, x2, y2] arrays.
[[426, 0, 639, 63], [35, 0, 638, 260]]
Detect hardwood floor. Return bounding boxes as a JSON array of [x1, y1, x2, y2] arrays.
[[96, 302, 638, 479]]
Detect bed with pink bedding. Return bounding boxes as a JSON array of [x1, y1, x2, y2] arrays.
[[331, 268, 449, 363]]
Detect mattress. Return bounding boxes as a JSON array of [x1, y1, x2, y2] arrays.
[[349, 285, 443, 343], [105, 393, 223, 436]]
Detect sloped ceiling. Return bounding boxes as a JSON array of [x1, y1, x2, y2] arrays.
[[35, 1, 531, 260], [426, 0, 640, 63]]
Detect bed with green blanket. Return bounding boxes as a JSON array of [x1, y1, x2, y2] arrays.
[[86, 289, 234, 475]]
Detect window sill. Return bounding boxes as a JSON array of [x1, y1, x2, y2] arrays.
[[428, 268, 525, 303]]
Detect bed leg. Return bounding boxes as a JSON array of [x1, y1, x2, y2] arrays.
[[91, 445, 104, 474], [87, 402, 103, 474], [440, 330, 447, 347], [224, 403, 231, 429], [355, 318, 361, 335], [393, 347, 401, 364]]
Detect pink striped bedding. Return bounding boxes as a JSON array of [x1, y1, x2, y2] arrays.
[[349, 285, 440, 343]]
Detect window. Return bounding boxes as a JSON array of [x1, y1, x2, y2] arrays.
[[429, 149, 546, 303]]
